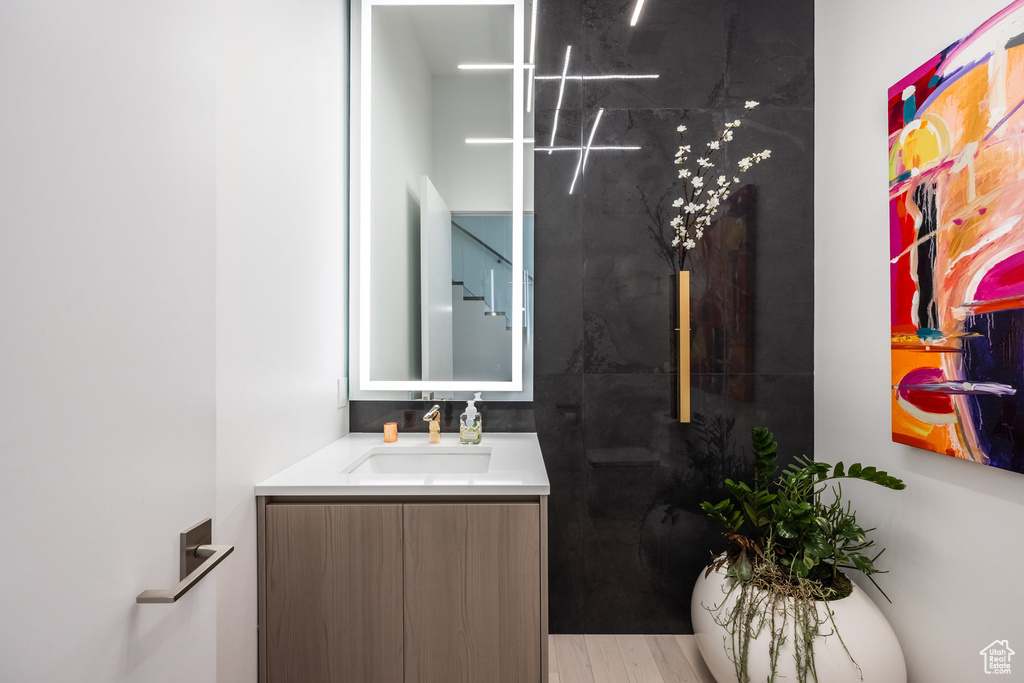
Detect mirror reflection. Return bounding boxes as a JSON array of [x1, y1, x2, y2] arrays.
[[357, 1, 534, 397]]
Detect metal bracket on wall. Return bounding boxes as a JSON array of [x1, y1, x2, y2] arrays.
[[136, 518, 233, 604]]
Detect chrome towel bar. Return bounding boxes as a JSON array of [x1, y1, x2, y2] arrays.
[[137, 518, 233, 604]]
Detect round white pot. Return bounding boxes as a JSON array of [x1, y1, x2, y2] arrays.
[[691, 562, 907, 683]]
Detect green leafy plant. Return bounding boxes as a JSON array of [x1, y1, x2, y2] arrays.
[[698, 426, 906, 682]]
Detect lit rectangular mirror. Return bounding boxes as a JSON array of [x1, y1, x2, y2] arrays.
[[350, 0, 534, 400]]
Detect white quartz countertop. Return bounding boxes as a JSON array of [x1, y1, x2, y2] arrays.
[[255, 432, 550, 496]]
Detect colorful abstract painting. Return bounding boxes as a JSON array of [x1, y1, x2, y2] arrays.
[[889, 1, 1024, 474]]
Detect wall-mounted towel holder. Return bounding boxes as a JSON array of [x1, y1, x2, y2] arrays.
[[136, 518, 233, 604]]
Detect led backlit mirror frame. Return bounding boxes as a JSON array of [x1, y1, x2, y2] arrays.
[[350, 0, 526, 395]]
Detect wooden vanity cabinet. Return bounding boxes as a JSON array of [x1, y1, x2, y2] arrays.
[[263, 504, 405, 683], [404, 503, 541, 683], [258, 497, 548, 683]]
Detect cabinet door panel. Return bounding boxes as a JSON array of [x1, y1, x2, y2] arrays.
[[404, 503, 541, 683], [266, 504, 404, 683]]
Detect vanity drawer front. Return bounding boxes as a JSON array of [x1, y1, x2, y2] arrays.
[[265, 504, 404, 683], [403, 503, 542, 683]]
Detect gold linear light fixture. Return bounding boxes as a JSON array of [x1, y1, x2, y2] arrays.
[[678, 271, 690, 423]]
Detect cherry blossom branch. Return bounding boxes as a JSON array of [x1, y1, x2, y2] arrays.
[[670, 100, 773, 261]]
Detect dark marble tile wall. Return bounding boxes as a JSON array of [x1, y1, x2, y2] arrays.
[[350, 0, 814, 635]]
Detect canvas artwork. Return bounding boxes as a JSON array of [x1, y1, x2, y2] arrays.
[[889, 1, 1024, 474]]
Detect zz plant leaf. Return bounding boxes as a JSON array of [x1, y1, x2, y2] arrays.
[[700, 426, 906, 590]]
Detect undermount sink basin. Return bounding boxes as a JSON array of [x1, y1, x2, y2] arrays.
[[344, 446, 492, 475]]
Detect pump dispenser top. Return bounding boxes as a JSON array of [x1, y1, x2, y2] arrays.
[[465, 392, 481, 420], [460, 392, 483, 444]]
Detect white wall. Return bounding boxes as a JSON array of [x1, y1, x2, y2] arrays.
[[215, 0, 348, 681], [0, 2, 218, 681], [816, 2, 1024, 681], [370, 8, 434, 381]]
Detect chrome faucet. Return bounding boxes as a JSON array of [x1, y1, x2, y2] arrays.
[[422, 404, 441, 443]]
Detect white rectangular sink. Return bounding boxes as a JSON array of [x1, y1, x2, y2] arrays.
[[344, 446, 492, 475]]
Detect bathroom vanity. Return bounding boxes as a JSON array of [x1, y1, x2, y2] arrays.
[[255, 432, 550, 683]]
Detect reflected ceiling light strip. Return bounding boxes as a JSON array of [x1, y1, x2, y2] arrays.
[[581, 108, 604, 173], [582, 74, 659, 80], [535, 145, 641, 151], [629, 0, 646, 26], [466, 138, 536, 144], [534, 74, 659, 80], [459, 63, 516, 70], [548, 45, 572, 154], [569, 107, 604, 195], [568, 153, 584, 195]]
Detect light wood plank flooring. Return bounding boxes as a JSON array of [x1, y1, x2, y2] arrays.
[[549, 635, 715, 683]]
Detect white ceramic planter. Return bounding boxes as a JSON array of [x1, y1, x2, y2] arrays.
[[691, 563, 907, 683]]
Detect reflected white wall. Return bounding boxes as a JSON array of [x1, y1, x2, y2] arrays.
[[370, 8, 434, 381], [433, 74, 515, 212]]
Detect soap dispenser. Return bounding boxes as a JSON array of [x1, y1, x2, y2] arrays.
[[460, 393, 483, 444]]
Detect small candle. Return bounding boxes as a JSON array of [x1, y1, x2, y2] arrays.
[[383, 422, 398, 443]]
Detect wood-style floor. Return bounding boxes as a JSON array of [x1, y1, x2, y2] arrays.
[[549, 635, 716, 683]]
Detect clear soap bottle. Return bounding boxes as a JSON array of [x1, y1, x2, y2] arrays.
[[460, 392, 483, 444]]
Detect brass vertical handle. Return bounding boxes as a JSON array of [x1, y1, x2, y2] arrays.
[[679, 271, 690, 423]]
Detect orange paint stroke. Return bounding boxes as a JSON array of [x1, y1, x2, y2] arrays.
[[890, 344, 964, 353], [892, 349, 963, 457]]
